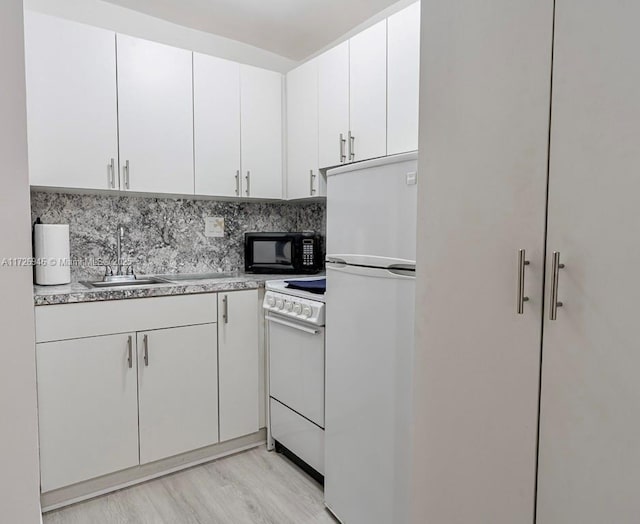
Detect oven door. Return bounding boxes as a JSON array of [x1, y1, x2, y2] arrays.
[[267, 314, 325, 428]]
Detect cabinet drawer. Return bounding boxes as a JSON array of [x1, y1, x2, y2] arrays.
[[270, 398, 324, 475], [36, 294, 217, 343]]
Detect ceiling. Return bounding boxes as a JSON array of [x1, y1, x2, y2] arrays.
[[100, 0, 400, 61]]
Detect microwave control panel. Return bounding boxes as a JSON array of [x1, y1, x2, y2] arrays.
[[302, 239, 315, 266]]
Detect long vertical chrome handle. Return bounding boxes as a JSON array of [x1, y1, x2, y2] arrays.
[[222, 295, 229, 324], [235, 170, 240, 196], [143, 334, 149, 366], [310, 170, 316, 196], [517, 249, 530, 314], [339, 134, 346, 163], [108, 158, 116, 188], [348, 131, 355, 161], [245, 171, 251, 197], [127, 335, 133, 369], [123, 160, 130, 190], [549, 251, 565, 320]]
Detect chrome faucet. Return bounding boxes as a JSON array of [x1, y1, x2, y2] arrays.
[[116, 225, 125, 276], [104, 225, 134, 282]]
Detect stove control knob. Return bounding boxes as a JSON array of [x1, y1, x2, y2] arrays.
[[293, 303, 302, 315], [302, 306, 312, 318], [275, 298, 284, 309], [266, 296, 276, 307], [284, 301, 293, 312]]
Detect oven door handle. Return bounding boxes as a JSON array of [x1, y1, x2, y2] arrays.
[[266, 315, 321, 335]]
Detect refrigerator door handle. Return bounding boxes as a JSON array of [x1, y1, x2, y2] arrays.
[[387, 267, 416, 277], [327, 262, 415, 280], [388, 263, 416, 272], [326, 256, 347, 266], [326, 254, 415, 268]]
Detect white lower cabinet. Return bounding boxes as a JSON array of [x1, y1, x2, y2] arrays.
[[37, 333, 139, 492], [218, 290, 260, 442], [137, 324, 218, 464], [36, 292, 261, 494]]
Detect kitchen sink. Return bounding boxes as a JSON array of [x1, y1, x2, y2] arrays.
[[81, 277, 171, 289], [157, 272, 238, 282]]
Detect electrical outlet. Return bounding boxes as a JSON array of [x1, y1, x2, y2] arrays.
[[204, 217, 224, 238]]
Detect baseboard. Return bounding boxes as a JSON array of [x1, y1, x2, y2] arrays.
[[41, 429, 266, 512]]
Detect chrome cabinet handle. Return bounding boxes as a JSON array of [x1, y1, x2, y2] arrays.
[[143, 334, 149, 366], [549, 251, 565, 320], [245, 171, 251, 197], [517, 249, 530, 314], [348, 131, 355, 161], [235, 170, 240, 196], [108, 158, 116, 188], [123, 160, 130, 190], [222, 295, 229, 324], [310, 170, 316, 196], [127, 335, 133, 369], [339, 134, 346, 163]]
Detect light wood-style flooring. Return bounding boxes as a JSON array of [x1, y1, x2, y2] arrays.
[[43, 446, 337, 524]]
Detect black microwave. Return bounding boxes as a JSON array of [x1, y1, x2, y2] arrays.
[[244, 232, 322, 274]]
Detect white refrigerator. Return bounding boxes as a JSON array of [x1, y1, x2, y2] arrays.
[[324, 152, 417, 524]]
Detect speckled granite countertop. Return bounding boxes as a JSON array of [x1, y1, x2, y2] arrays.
[[33, 272, 324, 306]]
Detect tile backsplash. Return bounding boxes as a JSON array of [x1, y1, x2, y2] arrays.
[[31, 192, 326, 281]]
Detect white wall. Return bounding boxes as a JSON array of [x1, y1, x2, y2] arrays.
[[0, 1, 42, 523], [299, 0, 417, 63], [24, 0, 296, 73]]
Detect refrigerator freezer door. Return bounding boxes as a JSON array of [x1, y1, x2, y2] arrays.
[[324, 264, 415, 524], [326, 153, 418, 263]]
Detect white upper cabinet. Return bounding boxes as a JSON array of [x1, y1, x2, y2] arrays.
[[318, 41, 350, 169], [117, 34, 194, 195], [387, 2, 421, 155], [24, 12, 119, 190], [193, 53, 242, 197], [349, 20, 388, 162], [240, 65, 283, 199], [286, 58, 324, 199]]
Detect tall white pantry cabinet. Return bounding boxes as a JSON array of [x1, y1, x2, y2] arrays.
[[414, 1, 640, 523]]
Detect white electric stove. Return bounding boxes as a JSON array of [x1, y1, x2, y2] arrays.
[[264, 277, 326, 480]]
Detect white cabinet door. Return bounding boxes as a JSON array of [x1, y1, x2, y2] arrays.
[[412, 1, 553, 522], [218, 290, 260, 441], [318, 41, 350, 169], [117, 35, 194, 195], [137, 324, 218, 464], [24, 12, 119, 190], [387, 2, 421, 155], [349, 20, 387, 162], [537, 2, 640, 522], [37, 333, 139, 492], [286, 59, 323, 199], [193, 53, 241, 197], [240, 65, 283, 199]]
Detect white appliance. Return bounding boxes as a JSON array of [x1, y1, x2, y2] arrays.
[[324, 152, 417, 524], [264, 278, 326, 477]]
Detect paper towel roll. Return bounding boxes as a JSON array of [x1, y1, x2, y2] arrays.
[[34, 224, 71, 285]]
